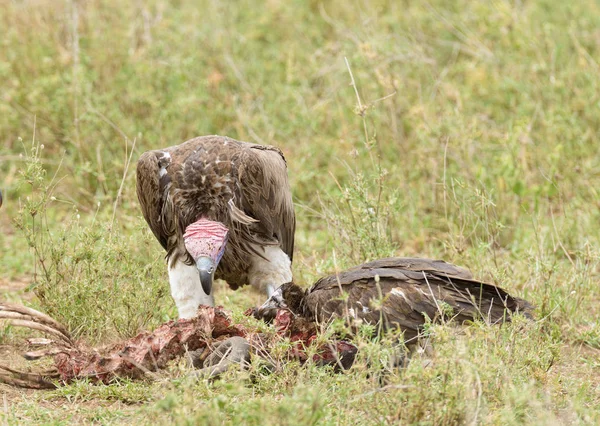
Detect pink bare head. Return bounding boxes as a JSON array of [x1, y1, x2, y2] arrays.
[[183, 219, 229, 295]]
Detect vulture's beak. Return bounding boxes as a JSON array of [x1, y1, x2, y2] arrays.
[[258, 296, 280, 312], [196, 256, 215, 296]]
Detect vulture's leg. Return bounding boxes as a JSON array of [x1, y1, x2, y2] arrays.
[[248, 246, 293, 297], [168, 259, 214, 318], [193, 336, 250, 379]]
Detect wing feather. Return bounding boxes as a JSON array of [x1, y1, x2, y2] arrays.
[[303, 257, 532, 339], [236, 144, 295, 260], [136, 152, 170, 251]]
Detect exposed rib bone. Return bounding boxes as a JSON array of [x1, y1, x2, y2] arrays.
[[0, 366, 57, 389], [26, 337, 56, 346], [0, 303, 72, 340], [23, 347, 67, 360], [0, 316, 73, 345]]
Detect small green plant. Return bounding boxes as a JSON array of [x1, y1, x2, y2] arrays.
[[318, 59, 398, 265], [12, 135, 171, 341]]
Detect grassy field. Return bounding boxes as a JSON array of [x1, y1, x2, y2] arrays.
[[1, 0, 600, 424]]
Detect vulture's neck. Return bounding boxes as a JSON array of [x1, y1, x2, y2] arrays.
[[168, 259, 214, 318]]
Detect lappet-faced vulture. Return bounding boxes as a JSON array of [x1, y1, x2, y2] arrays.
[[256, 257, 532, 342], [136, 136, 295, 318]]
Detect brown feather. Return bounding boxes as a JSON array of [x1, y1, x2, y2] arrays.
[[136, 135, 295, 288], [275, 257, 532, 342]]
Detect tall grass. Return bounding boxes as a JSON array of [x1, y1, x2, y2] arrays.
[[1, 0, 600, 423]]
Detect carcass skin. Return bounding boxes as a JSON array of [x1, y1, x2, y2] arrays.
[[53, 307, 246, 383], [0, 303, 356, 388]]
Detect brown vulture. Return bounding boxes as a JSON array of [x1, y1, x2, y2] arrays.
[[255, 257, 532, 342], [136, 135, 295, 318]]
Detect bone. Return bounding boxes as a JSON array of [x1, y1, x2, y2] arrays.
[[0, 317, 73, 345], [0, 366, 57, 389], [0, 303, 73, 341]]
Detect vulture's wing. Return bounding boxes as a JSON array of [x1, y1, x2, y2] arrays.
[[304, 261, 532, 340], [136, 151, 173, 252], [234, 144, 295, 260], [349, 257, 474, 280]]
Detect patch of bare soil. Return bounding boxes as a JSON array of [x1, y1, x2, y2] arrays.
[[0, 344, 46, 407], [1, 277, 38, 407], [0, 211, 15, 237], [0, 276, 34, 302]]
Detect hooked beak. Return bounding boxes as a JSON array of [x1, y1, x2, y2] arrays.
[[258, 297, 280, 312], [196, 256, 215, 296]]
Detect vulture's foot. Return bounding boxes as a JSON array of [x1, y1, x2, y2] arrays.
[[193, 336, 251, 379]]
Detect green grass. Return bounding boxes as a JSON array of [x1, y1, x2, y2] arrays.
[[1, 0, 600, 424]]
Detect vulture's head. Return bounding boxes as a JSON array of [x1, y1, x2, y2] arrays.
[[253, 281, 305, 322], [183, 219, 229, 296]]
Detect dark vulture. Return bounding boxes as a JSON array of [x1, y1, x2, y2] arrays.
[[255, 257, 532, 342], [136, 135, 295, 318]]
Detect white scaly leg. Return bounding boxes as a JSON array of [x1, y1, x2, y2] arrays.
[[168, 259, 214, 319], [248, 246, 293, 297]]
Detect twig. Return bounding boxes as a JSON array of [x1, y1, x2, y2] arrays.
[[110, 137, 137, 236], [344, 57, 369, 148], [422, 271, 444, 319], [344, 57, 364, 113], [350, 384, 414, 402]]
